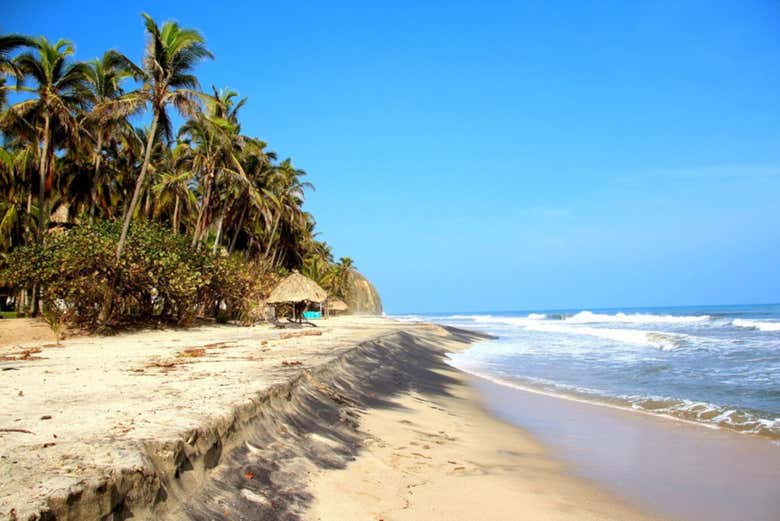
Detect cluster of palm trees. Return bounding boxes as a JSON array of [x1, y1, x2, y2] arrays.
[[0, 15, 337, 275]]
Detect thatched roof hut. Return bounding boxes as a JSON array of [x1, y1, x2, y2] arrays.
[[267, 271, 327, 305], [326, 298, 348, 312]]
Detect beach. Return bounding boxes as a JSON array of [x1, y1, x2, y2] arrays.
[[1, 316, 661, 520], [3, 4, 777, 520], [307, 338, 660, 521]]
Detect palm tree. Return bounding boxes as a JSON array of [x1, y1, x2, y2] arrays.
[[0, 34, 34, 108], [99, 13, 212, 259], [226, 137, 275, 253], [199, 87, 253, 253], [330, 257, 355, 298], [177, 89, 246, 249], [261, 159, 312, 267], [152, 143, 196, 233], [302, 255, 335, 291], [0, 145, 35, 248], [4, 37, 89, 243], [81, 51, 139, 220]]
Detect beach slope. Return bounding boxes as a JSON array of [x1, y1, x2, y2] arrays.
[[1, 317, 658, 520]]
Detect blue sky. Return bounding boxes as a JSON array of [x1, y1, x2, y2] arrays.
[[6, 1, 780, 313]]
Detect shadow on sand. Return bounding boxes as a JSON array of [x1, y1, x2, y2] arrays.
[[107, 326, 490, 521]]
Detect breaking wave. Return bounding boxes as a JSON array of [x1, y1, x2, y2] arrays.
[[732, 319, 780, 332], [450, 363, 780, 440], [435, 304, 780, 441], [437, 311, 713, 327], [523, 323, 689, 350], [625, 395, 780, 438], [564, 311, 711, 324]]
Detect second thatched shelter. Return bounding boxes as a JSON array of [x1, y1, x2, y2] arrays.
[[326, 298, 349, 316], [267, 271, 328, 321]]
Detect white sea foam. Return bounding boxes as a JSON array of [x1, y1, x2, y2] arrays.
[[565, 310, 711, 324], [451, 359, 780, 438], [391, 315, 426, 323], [448, 360, 780, 438], [732, 319, 780, 332], [440, 310, 712, 328], [446, 314, 498, 321], [444, 307, 780, 441], [445, 315, 538, 327], [523, 323, 687, 350]]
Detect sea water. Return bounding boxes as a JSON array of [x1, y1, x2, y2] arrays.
[[394, 304, 780, 439]]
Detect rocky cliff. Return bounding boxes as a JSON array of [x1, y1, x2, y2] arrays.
[[345, 270, 383, 315]]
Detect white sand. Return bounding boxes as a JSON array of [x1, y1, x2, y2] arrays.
[[0, 316, 405, 518]]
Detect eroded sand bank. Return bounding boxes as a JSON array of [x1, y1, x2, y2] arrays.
[[1, 317, 659, 520]]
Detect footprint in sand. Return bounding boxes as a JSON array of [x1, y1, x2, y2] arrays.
[[410, 452, 432, 460]]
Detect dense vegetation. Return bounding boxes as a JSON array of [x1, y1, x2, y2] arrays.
[[0, 17, 355, 329]]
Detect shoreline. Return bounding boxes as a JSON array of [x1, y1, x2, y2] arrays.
[[307, 329, 660, 521], [451, 362, 780, 440], [469, 372, 780, 521], [1, 317, 660, 520]]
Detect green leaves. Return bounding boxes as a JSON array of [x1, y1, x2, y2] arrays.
[[0, 220, 265, 330]]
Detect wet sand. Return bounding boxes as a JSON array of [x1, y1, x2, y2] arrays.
[[307, 346, 661, 521], [471, 376, 780, 521]]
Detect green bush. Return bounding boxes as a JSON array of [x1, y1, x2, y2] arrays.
[[205, 255, 268, 324], [0, 221, 267, 330]]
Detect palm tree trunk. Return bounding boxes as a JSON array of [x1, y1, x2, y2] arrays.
[[37, 114, 50, 244], [116, 112, 159, 259], [31, 114, 51, 318], [15, 289, 23, 316], [228, 204, 246, 253], [192, 171, 212, 247], [272, 248, 284, 270], [144, 190, 152, 219], [263, 213, 281, 260], [91, 132, 103, 222], [197, 190, 215, 245], [212, 209, 224, 254], [172, 196, 180, 233], [25, 191, 32, 244]]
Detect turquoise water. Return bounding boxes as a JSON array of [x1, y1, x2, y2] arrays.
[[394, 304, 780, 439]]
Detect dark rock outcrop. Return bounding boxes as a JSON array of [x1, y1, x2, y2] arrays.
[[344, 270, 383, 315]]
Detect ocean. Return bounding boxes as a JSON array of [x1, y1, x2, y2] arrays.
[[394, 304, 780, 440]]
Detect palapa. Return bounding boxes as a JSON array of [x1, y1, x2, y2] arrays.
[[267, 271, 328, 304], [326, 298, 348, 312]]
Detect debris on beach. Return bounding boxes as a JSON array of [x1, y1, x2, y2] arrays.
[[0, 428, 34, 434], [279, 330, 323, 340], [0, 347, 44, 362], [177, 348, 206, 358]]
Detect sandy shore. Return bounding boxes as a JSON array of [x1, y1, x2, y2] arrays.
[[1, 316, 659, 520], [307, 343, 659, 521]]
